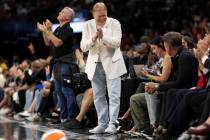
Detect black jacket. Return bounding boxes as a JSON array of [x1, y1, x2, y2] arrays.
[[204, 57, 210, 69], [158, 47, 198, 91]]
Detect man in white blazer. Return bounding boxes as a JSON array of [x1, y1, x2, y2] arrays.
[[80, 2, 127, 134]]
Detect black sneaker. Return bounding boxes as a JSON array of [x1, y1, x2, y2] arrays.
[[62, 118, 83, 129], [154, 133, 173, 140], [81, 118, 90, 127], [48, 119, 62, 128], [51, 119, 61, 124], [117, 118, 133, 131]]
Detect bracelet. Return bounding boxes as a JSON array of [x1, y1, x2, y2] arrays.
[[147, 75, 153, 81]]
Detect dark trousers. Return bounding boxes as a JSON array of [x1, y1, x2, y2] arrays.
[[199, 92, 210, 124], [162, 88, 195, 126], [37, 91, 54, 117], [53, 62, 78, 120], [167, 88, 210, 137]]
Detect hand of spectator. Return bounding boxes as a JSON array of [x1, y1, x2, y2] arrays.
[[97, 27, 103, 38], [4, 87, 14, 96], [43, 81, 51, 89], [15, 85, 21, 92], [194, 48, 203, 62], [45, 19, 52, 30], [41, 81, 51, 97], [37, 22, 47, 33], [41, 88, 50, 97], [46, 56, 53, 64], [27, 42, 35, 54], [197, 39, 208, 56], [145, 82, 157, 94], [126, 50, 134, 58], [139, 69, 149, 77], [92, 31, 99, 42]]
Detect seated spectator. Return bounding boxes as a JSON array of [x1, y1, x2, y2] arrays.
[[130, 32, 198, 139], [0, 65, 24, 115], [156, 34, 210, 140], [16, 59, 47, 117], [26, 80, 54, 121], [125, 42, 156, 78], [120, 36, 172, 132]]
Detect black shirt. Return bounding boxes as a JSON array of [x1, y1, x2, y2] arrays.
[[53, 22, 74, 59], [158, 47, 198, 91]]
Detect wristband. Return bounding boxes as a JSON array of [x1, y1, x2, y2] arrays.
[[147, 75, 153, 81]]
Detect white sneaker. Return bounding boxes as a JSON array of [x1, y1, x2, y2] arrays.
[[89, 125, 107, 134], [105, 124, 119, 134], [13, 114, 24, 121], [0, 108, 11, 115], [0, 108, 6, 115], [18, 111, 31, 117], [26, 114, 42, 122]]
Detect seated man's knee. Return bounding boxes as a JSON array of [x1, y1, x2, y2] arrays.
[[130, 93, 143, 106]]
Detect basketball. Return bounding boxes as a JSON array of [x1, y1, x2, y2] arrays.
[[41, 129, 68, 140]]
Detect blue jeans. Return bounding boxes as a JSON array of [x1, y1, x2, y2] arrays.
[[34, 89, 42, 112], [24, 89, 34, 111], [54, 62, 78, 120], [91, 63, 121, 127]]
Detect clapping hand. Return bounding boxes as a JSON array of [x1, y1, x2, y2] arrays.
[[97, 27, 103, 38], [45, 19, 52, 30], [92, 26, 103, 42], [37, 19, 52, 32], [37, 22, 47, 32], [92, 31, 99, 42], [198, 39, 208, 54]]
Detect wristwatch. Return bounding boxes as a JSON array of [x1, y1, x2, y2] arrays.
[[155, 83, 159, 88]]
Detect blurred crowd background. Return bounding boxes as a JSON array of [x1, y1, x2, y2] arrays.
[[0, 0, 210, 65]]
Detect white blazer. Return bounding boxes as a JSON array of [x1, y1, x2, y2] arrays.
[[80, 17, 127, 80]]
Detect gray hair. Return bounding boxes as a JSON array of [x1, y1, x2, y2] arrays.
[[162, 32, 182, 48], [64, 6, 75, 21]]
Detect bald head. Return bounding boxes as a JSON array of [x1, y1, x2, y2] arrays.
[[92, 2, 107, 26], [92, 2, 107, 13]]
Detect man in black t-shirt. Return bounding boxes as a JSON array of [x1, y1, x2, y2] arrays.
[[37, 7, 78, 123]]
